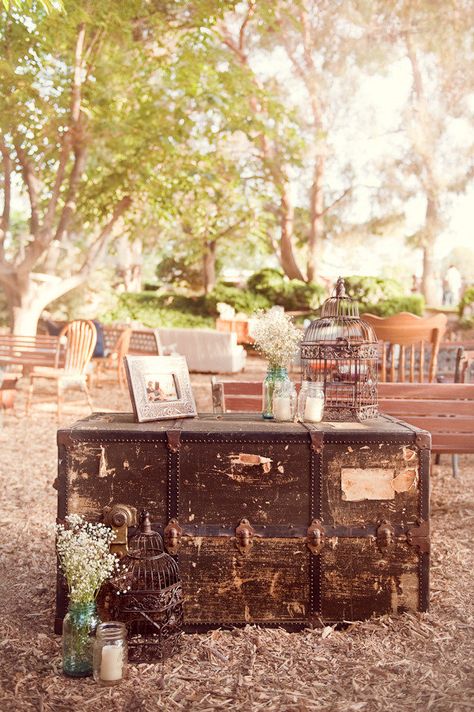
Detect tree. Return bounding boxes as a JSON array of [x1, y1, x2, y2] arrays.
[[0, 0, 235, 333], [363, 0, 474, 303]]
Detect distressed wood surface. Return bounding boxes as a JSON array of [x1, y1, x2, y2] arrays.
[[57, 412, 430, 627], [320, 537, 420, 620], [179, 537, 309, 624]]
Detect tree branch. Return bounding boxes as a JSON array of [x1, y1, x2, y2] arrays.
[[319, 187, 351, 217], [14, 141, 41, 237], [0, 135, 12, 259], [78, 196, 132, 277], [43, 22, 87, 236]]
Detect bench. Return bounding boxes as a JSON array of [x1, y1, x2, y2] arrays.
[[211, 378, 474, 476], [0, 334, 65, 375]]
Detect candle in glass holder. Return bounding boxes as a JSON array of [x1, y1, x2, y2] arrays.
[[272, 379, 296, 421], [100, 645, 123, 682], [273, 396, 292, 421], [304, 395, 324, 422]]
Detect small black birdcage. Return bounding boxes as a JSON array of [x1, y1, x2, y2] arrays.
[[110, 511, 183, 662], [301, 277, 378, 421]]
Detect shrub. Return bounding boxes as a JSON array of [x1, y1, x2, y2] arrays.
[[344, 276, 404, 305], [459, 286, 474, 317], [358, 294, 425, 317], [205, 283, 271, 316], [247, 268, 287, 303], [246, 268, 325, 311], [100, 292, 213, 329]]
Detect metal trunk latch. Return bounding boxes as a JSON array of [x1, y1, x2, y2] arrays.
[[407, 519, 430, 553], [376, 520, 395, 551], [164, 518, 183, 555], [235, 518, 255, 554], [103, 504, 138, 558], [306, 519, 325, 555]]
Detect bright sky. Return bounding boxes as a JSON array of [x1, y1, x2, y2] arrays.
[[251, 45, 474, 282]]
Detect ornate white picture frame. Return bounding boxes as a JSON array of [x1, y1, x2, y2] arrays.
[[124, 355, 197, 422]]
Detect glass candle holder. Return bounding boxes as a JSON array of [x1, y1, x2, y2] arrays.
[[298, 381, 325, 423], [272, 379, 297, 421], [93, 622, 127, 686]]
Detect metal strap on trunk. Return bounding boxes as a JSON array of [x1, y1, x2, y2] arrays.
[[300, 422, 324, 617], [166, 421, 183, 520]]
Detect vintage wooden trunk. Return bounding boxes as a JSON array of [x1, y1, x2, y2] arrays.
[[55, 413, 430, 633]]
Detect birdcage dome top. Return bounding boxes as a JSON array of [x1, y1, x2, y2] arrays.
[[303, 277, 377, 345]]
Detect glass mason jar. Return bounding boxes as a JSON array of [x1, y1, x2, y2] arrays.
[[262, 366, 290, 419], [298, 381, 325, 423], [62, 601, 100, 677], [272, 379, 297, 421], [93, 622, 128, 686]]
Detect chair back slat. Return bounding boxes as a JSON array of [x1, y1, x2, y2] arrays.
[[59, 320, 97, 374], [361, 312, 447, 383]]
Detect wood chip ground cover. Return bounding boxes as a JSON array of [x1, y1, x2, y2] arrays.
[[0, 368, 473, 711]]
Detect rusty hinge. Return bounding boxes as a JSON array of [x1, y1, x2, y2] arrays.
[[164, 518, 183, 554], [306, 519, 325, 555], [166, 430, 181, 453], [103, 503, 138, 558], [235, 518, 255, 555], [407, 519, 430, 553], [376, 520, 396, 551]]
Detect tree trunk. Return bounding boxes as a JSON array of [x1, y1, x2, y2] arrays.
[[307, 155, 325, 283], [2, 279, 45, 335], [279, 187, 305, 282], [203, 240, 217, 294], [421, 195, 442, 306]]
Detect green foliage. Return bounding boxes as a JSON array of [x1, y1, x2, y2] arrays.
[[344, 276, 404, 304], [358, 295, 425, 317], [205, 283, 271, 316], [459, 287, 474, 328], [246, 268, 325, 311], [343, 275, 423, 316], [100, 292, 213, 329], [156, 255, 206, 292], [459, 287, 474, 317]]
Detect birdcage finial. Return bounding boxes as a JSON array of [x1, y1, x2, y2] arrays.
[[140, 510, 152, 535], [335, 277, 346, 298]]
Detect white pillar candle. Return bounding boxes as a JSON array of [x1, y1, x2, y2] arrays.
[[273, 396, 292, 421], [100, 645, 123, 682], [304, 396, 324, 422]]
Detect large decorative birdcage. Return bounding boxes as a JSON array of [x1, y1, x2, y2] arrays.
[[110, 511, 183, 662], [300, 277, 378, 421]]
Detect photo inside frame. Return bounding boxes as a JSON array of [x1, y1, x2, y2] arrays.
[[144, 372, 180, 403]]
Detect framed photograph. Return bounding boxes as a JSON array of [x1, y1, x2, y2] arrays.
[[124, 355, 197, 422]]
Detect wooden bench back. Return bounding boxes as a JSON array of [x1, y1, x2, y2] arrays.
[[211, 377, 474, 455], [378, 382, 474, 454], [361, 312, 447, 383], [211, 378, 262, 413], [0, 334, 65, 367]]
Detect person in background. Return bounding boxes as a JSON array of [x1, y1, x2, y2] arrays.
[[443, 265, 462, 306]]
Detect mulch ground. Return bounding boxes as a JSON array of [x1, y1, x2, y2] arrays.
[[1, 362, 473, 711]]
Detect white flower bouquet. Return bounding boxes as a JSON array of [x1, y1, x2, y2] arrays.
[[252, 307, 302, 368], [56, 514, 119, 603]]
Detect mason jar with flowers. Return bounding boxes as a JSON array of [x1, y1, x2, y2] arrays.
[[252, 307, 302, 419], [56, 515, 120, 677]]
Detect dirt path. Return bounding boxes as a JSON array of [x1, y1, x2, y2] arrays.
[[0, 371, 473, 711]]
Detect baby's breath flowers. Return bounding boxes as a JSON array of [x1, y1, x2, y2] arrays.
[[252, 307, 302, 368], [56, 514, 120, 604]]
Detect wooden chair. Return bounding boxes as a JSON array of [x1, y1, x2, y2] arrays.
[[26, 319, 97, 419], [93, 328, 132, 390], [361, 312, 447, 383]]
